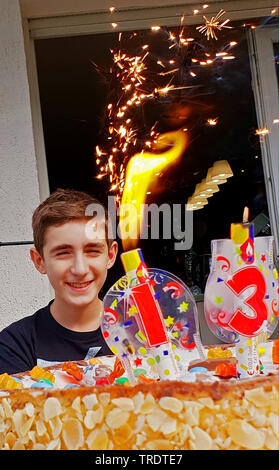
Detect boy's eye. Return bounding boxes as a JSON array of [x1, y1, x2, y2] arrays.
[[56, 251, 70, 256]]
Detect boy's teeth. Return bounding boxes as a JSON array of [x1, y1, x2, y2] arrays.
[[68, 281, 91, 287]]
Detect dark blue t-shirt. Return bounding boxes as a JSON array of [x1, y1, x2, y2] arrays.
[[0, 300, 112, 374]]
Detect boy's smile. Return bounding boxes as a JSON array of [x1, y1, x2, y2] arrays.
[[30, 218, 118, 329]]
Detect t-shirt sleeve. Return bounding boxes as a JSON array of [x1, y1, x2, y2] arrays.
[[0, 320, 36, 375]]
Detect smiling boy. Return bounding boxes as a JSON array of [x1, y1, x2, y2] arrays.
[[0, 189, 118, 374]]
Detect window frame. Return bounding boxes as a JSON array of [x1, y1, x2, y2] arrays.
[[248, 26, 279, 263]]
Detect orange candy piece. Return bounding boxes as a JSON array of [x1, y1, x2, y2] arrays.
[[215, 362, 237, 378], [109, 357, 125, 384], [62, 361, 83, 381], [137, 374, 157, 384], [272, 339, 279, 364]]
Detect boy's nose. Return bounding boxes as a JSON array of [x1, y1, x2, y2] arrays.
[[70, 254, 89, 276]]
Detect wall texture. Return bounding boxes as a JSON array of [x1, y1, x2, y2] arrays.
[[0, 0, 51, 331]]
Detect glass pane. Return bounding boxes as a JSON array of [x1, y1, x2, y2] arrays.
[[34, 18, 272, 297]]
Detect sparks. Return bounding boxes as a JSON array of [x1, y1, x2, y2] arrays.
[[255, 127, 270, 136], [196, 9, 232, 40], [207, 118, 218, 126]]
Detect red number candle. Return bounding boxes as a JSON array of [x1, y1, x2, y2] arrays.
[[120, 248, 179, 379]]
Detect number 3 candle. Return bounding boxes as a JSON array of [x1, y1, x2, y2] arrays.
[[204, 207, 279, 378]]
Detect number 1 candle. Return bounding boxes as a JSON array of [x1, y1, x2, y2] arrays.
[[120, 248, 179, 380]]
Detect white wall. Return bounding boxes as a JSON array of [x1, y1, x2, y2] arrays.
[[0, 0, 51, 331]]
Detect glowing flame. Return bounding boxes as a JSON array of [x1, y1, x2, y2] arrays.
[[243, 206, 249, 223], [119, 130, 188, 251]]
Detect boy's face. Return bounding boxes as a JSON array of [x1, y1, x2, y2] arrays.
[[30, 219, 117, 309]]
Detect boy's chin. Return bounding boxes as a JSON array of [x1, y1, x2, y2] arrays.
[[64, 290, 100, 308]]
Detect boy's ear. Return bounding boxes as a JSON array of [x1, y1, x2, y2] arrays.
[[30, 248, 47, 274], [107, 241, 118, 269]]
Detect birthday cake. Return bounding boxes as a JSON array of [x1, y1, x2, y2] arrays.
[[0, 244, 278, 451], [0, 342, 278, 451]]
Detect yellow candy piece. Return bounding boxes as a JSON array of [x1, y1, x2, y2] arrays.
[[89, 358, 103, 365], [30, 365, 55, 383], [207, 347, 232, 359], [0, 373, 23, 390]]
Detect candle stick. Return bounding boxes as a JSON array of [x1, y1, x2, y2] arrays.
[[230, 207, 260, 378], [121, 248, 179, 380], [230, 206, 254, 264]]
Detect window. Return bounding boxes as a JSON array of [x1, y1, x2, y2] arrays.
[[32, 10, 279, 299], [248, 25, 279, 261]]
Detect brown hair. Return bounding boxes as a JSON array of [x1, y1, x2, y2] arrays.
[[32, 188, 113, 255]]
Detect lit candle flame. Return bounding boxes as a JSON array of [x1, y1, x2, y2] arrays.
[[119, 130, 187, 251], [243, 206, 249, 223]]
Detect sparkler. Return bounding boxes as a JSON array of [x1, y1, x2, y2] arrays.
[[94, 9, 237, 199], [196, 9, 232, 40], [94, 32, 194, 197]]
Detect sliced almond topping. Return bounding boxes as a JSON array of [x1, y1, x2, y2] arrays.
[[111, 397, 134, 411], [98, 392, 110, 406], [136, 433, 146, 447], [105, 408, 130, 429], [267, 413, 279, 438], [133, 392, 144, 413], [82, 393, 98, 410], [250, 410, 266, 428], [12, 409, 24, 436], [140, 393, 156, 414], [245, 388, 269, 408], [264, 428, 278, 450], [159, 396, 183, 414], [183, 402, 203, 426], [12, 439, 25, 450], [192, 426, 212, 450], [43, 397, 62, 420], [146, 409, 167, 432], [46, 438, 61, 450], [86, 429, 109, 450], [160, 417, 177, 435], [198, 397, 214, 409], [227, 419, 265, 449], [49, 416, 62, 438], [114, 423, 132, 445], [24, 402, 34, 417], [36, 419, 47, 436], [2, 398, 13, 418], [33, 443, 45, 450], [72, 396, 81, 413], [84, 410, 96, 430], [12, 409, 34, 438], [62, 418, 84, 450]]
